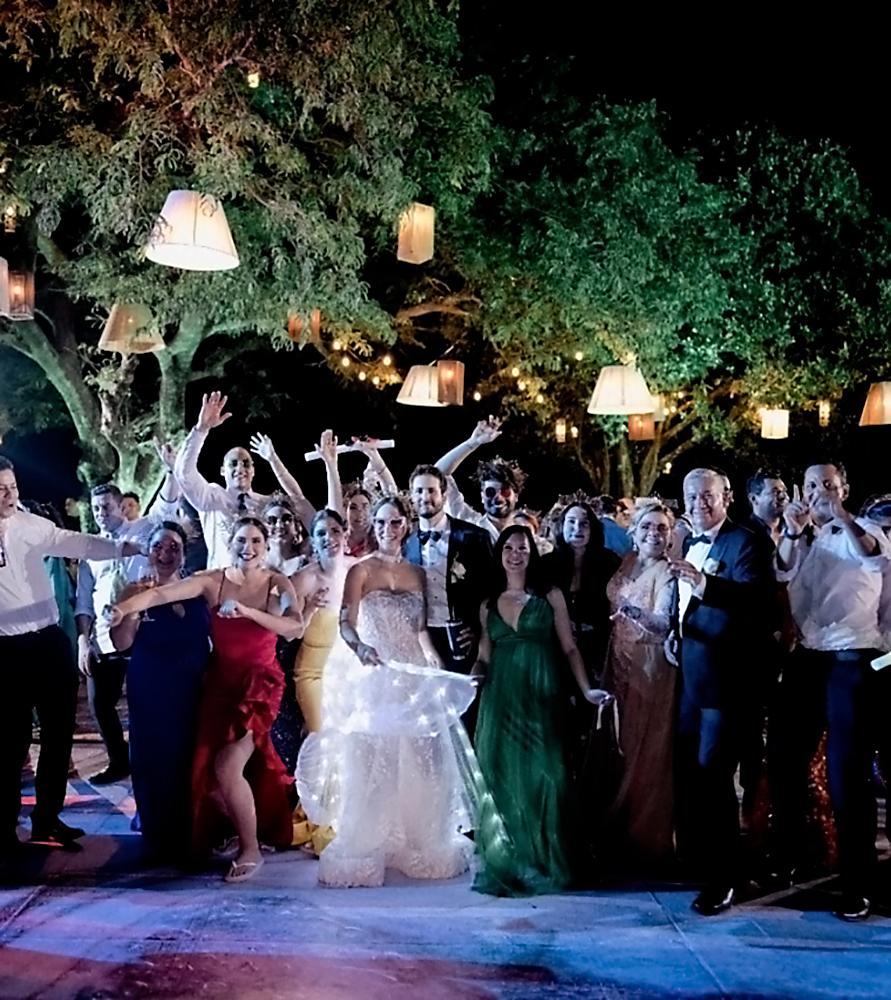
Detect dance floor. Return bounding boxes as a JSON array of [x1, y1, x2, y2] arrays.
[[1, 741, 889, 999]]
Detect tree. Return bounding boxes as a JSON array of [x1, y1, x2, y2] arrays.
[[0, 0, 494, 492]]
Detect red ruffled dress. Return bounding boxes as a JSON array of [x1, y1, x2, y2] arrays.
[[191, 607, 293, 855]]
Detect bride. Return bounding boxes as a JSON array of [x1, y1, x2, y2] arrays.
[[296, 495, 478, 887]]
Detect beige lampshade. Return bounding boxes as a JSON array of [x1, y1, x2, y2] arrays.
[[98, 303, 164, 353], [144, 191, 239, 271], [435, 359, 464, 405], [650, 393, 667, 422], [628, 413, 656, 441], [396, 202, 435, 264], [5, 269, 35, 321], [555, 418, 567, 443], [396, 364, 447, 406], [287, 308, 321, 344], [587, 365, 654, 415], [859, 382, 891, 426], [760, 408, 789, 440]]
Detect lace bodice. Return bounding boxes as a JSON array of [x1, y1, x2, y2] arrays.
[[358, 589, 426, 663]]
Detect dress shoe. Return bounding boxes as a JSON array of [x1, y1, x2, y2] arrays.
[[29, 820, 85, 848], [90, 765, 130, 785], [833, 895, 871, 922], [691, 885, 735, 916]]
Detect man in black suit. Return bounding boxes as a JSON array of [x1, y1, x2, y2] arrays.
[[404, 465, 493, 675], [669, 467, 773, 915]]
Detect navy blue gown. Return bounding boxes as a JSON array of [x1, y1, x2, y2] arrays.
[[126, 598, 211, 858]]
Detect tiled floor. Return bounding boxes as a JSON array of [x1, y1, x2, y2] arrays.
[[2, 740, 890, 998]]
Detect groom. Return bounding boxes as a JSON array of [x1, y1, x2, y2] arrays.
[[404, 464, 493, 675]]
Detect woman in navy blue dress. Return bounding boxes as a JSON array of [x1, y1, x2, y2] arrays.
[[111, 522, 211, 860]]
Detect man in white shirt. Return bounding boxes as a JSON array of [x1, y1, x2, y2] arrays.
[[0, 457, 140, 854], [75, 472, 180, 785], [174, 391, 316, 569], [771, 462, 889, 921]]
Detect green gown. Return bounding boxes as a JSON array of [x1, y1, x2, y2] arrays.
[[473, 594, 576, 896]]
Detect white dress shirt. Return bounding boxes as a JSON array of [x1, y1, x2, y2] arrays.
[[418, 513, 451, 626], [784, 517, 890, 652], [443, 476, 500, 543], [677, 520, 724, 629], [0, 512, 124, 637], [175, 427, 274, 569]]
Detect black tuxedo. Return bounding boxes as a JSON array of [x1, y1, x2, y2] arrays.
[[675, 519, 773, 888], [404, 515, 493, 674]]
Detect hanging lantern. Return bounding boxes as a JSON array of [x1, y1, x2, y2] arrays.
[[555, 418, 567, 444], [651, 393, 667, 422], [570, 425, 579, 439], [628, 413, 656, 441], [98, 303, 164, 353], [587, 365, 654, 415], [859, 382, 891, 426], [287, 308, 321, 344], [817, 399, 831, 428], [396, 364, 447, 406], [396, 202, 435, 264], [760, 408, 790, 440], [436, 360, 465, 405], [4, 268, 35, 321], [144, 190, 239, 271], [0, 256, 8, 315]]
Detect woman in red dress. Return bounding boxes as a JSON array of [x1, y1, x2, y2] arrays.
[[111, 516, 311, 882]]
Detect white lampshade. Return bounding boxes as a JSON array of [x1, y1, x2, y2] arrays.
[[859, 382, 891, 426], [396, 365, 447, 406], [760, 408, 789, 440], [98, 303, 164, 353], [587, 365, 654, 415], [144, 191, 239, 271], [396, 202, 435, 264]]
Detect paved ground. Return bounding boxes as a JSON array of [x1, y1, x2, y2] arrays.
[[2, 716, 890, 998]]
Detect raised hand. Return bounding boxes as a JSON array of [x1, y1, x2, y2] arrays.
[[783, 484, 811, 534], [469, 416, 502, 446], [249, 433, 277, 463], [153, 437, 177, 472], [197, 391, 232, 432], [315, 429, 338, 465]]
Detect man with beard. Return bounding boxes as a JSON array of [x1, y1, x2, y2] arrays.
[[434, 418, 523, 544], [404, 465, 493, 677], [175, 391, 318, 569], [771, 462, 889, 921]]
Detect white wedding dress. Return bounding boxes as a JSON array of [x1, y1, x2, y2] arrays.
[[296, 589, 478, 887]]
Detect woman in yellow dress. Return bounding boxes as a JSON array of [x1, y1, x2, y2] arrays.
[[290, 508, 356, 849]]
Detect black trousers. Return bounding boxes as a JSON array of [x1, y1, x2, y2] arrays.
[[87, 651, 129, 770], [0, 625, 79, 836], [675, 693, 741, 888], [770, 646, 880, 896]]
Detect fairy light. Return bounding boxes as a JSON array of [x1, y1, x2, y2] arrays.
[[510, 366, 520, 378], [247, 71, 261, 88], [332, 338, 342, 351], [472, 391, 482, 402], [358, 371, 366, 381], [382, 354, 392, 367], [535, 393, 544, 404], [570, 425, 579, 439], [517, 379, 527, 391], [341, 355, 350, 368], [372, 376, 380, 386], [574, 351, 584, 362]]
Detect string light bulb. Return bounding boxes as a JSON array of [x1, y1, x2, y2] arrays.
[[574, 351, 584, 362], [331, 338, 342, 351], [535, 393, 544, 404], [570, 425, 579, 439], [247, 71, 261, 88], [510, 366, 520, 378], [382, 354, 392, 367], [472, 391, 482, 402], [517, 379, 527, 391], [341, 355, 351, 368], [372, 376, 380, 386], [358, 371, 367, 381]]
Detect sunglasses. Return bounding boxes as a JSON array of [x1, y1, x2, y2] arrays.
[[483, 485, 512, 499], [265, 513, 295, 525]]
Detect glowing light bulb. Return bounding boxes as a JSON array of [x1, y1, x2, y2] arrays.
[[570, 425, 579, 439], [473, 391, 482, 402], [247, 71, 261, 88], [535, 393, 544, 404], [332, 338, 342, 351], [341, 355, 351, 368], [517, 379, 527, 391], [574, 351, 584, 361], [372, 376, 380, 386], [510, 366, 520, 378], [382, 354, 392, 367], [358, 371, 367, 381]]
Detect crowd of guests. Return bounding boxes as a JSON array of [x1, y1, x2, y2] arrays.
[[2, 392, 889, 921]]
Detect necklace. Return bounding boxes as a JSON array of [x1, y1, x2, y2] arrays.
[[376, 551, 403, 564]]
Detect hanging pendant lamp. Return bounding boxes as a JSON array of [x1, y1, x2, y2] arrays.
[[587, 365, 654, 415], [859, 382, 891, 426], [98, 303, 164, 353], [396, 202, 435, 264], [396, 365, 447, 406], [760, 408, 790, 440], [144, 191, 240, 271]]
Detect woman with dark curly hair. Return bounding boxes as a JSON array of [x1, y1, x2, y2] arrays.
[[471, 525, 612, 896]]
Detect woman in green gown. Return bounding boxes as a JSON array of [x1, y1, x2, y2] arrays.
[[471, 525, 614, 896]]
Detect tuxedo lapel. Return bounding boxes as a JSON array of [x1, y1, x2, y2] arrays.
[[703, 521, 735, 576]]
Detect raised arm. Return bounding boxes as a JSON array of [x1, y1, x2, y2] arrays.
[[548, 587, 613, 705], [249, 432, 315, 526], [146, 438, 181, 518], [435, 417, 502, 476], [353, 438, 398, 495], [314, 430, 344, 516], [175, 391, 231, 512]]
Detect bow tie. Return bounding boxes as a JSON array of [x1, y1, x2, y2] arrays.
[[236, 492, 250, 513], [419, 530, 443, 546], [688, 534, 712, 546]]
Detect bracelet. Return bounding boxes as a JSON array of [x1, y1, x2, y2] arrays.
[[783, 528, 803, 540]]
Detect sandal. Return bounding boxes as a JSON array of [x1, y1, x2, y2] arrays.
[[224, 858, 264, 883]]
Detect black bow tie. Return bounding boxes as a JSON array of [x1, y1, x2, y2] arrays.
[[236, 492, 250, 513], [419, 530, 443, 545], [688, 534, 712, 546]]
